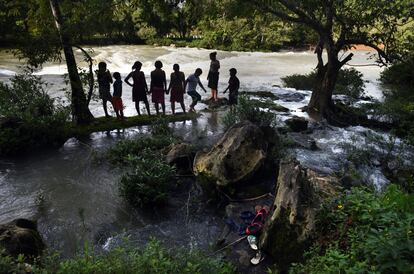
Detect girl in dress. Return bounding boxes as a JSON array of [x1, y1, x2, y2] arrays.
[[97, 62, 113, 117], [167, 64, 186, 114], [150, 61, 167, 115], [125, 61, 151, 115], [207, 52, 220, 102]]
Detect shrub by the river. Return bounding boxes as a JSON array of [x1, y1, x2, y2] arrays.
[[222, 95, 276, 129], [1, 240, 236, 274], [119, 149, 176, 207], [289, 185, 414, 274], [0, 74, 70, 155], [282, 68, 365, 99]]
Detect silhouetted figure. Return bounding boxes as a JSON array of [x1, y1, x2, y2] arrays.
[[185, 68, 207, 113], [125, 61, 151, 116], [223, 68, 240, 110], [167, 64, 186, 114], [207, 51, 220, 102], [97, 62, 113, 117], [150, 61, 167, 115], [112, 72, 124, 119]]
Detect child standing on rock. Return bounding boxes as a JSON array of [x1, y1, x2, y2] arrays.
[[185, 68, 207, 113], [97, 62, 113, 117], [112, 72, 124, 120], [223, 68, 240, 109]]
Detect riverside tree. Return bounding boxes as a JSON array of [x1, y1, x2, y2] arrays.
[[250, 0, 413, 123]]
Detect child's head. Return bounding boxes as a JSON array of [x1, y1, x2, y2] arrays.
[[132, 61, 142, 71], [113, 72, 121, 80], [229, 68, 237, 76], [98, 62, 107, 72], [173, 64, 180, 72], [209, 52, 217, 61], [195, 68, 202, 76], [155, 60, 163, 69]]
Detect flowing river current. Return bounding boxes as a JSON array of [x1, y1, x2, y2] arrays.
[[1, 45, 407, 256]]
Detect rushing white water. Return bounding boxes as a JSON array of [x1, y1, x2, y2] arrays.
[[0, 45, 384, 116]]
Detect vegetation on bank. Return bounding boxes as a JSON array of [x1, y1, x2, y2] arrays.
[[1, 240, 236, 274], [282, 68, 366, 100], [289, 185, 414, 274]]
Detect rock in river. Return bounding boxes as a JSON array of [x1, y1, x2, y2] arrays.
[[193, 121, 270, 187], [166, 143, 196, 174], [285, 116, 309, 132], [0, 219, 45, 258], [259, 159, 341, 269]]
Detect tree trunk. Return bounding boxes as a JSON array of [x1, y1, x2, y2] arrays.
[[307, 50, 340, 121], [49, 0, 94, 125]]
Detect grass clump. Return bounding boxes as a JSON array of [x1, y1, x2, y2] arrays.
[[282, 68, 366, 99], [119, 149, 176, 207], [290, 185, 414, 274], [0, 74, 70, 155], [2, 240, 236, 274], [222, 95, 276, 129]]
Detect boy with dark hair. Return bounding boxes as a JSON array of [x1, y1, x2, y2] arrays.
[[112, 72, 124, 119], [185, 68, 207, 113], [223, 68, 240, 109]]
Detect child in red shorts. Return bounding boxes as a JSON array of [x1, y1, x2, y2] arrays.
[[112, 72, 125, 119]]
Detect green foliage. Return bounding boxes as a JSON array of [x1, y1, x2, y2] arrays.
[[222, 95, 276, 129], [380, 57, 414, 88], [119, 149, 176, 207], [2, 240, 235, 274], [0, 74, 70, 155], [290, 185, 414, 274], [282, 68, 366, 99]]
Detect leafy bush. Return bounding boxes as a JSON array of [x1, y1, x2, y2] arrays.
[[282, 68, 366, 99], [380, 57, 414, 88], [222, 95, 276, 129], [290, 185, 414, 274], [3, 240, 235, 274], [119, 149, 176, 207], [0, 74, 70, 155]]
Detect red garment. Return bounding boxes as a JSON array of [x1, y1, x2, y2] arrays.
[[170, 87, 184, 103], [112, 96, 123, 111], [151, 87, 165, 104]]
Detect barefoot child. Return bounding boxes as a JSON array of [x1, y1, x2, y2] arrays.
[[185, 68, 207, 113], [97, 62, 113, 117], [223, 68, 240, 110], [112, 72, 124, 119]]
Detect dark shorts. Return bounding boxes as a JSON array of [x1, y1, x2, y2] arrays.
[[99, 87, 112, 101], [208, 72, 219, 89], [187, 90, 201, 102], [229, 93, 238, 105]]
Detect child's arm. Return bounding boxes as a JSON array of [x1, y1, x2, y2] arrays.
[[124, 72, 133, 87], [184, 79, 188, 92], [198, 79, 207, 93], [107, 71, 113, 84], [223, 86, 229, 94]]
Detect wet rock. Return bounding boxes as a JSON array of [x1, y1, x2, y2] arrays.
[[276, 92, 306, 102], [193, 121, 268, 187], [201, 97, 229, 109], [286, 116, 308, 132], [166, 143, 196, 174], [0, 219, 45, 258], [240, 91, 279, 100], [251, 99, 290, 112], [259, 159, 341, 269], [287, 132, 318, 150]]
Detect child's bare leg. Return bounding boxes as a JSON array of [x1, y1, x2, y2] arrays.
[[155, 103, 160, 115], [135, 102, 141, 115], [161, 103, 166, 115], [180, 102, 186, 114], [103, 100, 110, 117], [145, 101, 151, 115], [171, 102, 175, 115]]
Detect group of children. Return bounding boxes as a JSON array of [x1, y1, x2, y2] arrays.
[[96, 52, 240, 119]]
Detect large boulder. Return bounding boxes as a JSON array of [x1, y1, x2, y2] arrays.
[[165, 143, 196, 174], [193, 121, 270, 187], [0, 219, 45, 258], [285, 116, 309, 132], [259, 159, 341, 269]]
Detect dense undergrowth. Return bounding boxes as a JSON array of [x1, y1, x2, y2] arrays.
[[1, 240, 235, 274], [281, 68, 366, 100], [0, 74, 70, 155], [289, 185, 414, 274]]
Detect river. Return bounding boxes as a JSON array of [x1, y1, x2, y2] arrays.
[[0, 45, 402, 256]]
